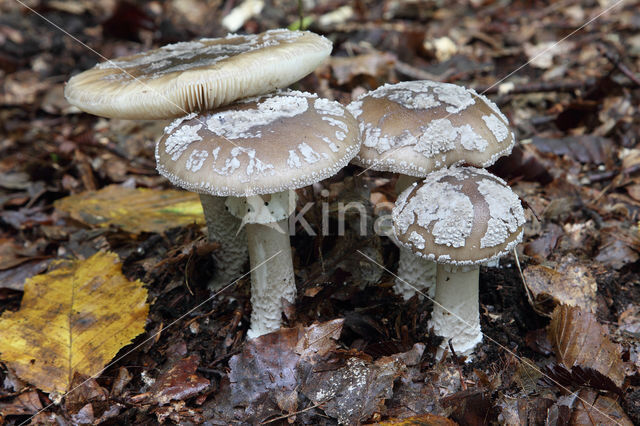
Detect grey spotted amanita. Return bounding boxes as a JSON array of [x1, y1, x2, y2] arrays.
[[156, 91, 360, 338], [347, 80, 515, 300], [64, 29, 333, 291], [393, 166, 525, 358]]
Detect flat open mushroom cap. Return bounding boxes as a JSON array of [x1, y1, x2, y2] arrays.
[[393, 167, 525, 265], [156, 91, 360, 196], [65, 29, 332, 119], [347, 81, 515, 176]]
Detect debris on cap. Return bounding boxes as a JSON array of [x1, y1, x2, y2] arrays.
[[347, 81, 515, 176], [155, 91, 361, 196], [65, 29, 332, 119], [392, 166, 525, 265]]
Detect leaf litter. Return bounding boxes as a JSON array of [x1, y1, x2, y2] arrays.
[[1, 0, 640, 424]]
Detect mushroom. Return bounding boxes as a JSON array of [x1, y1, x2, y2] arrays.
[[64, 29, 332, 119], [347, 80, 515, 300], [155, 91, 360, 337], [392, 166, 525, 358], [64, 29, 333, 290]]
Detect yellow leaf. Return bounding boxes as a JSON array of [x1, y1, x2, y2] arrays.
[[0, 251, 149, 393], [54, 185, 204, 234]]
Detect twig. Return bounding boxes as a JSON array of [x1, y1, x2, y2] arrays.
[[598, 44, 640, 87], [394, 60, 448, 82], [260, 399, 333, 424], [448, 339, 467, 391], [476, 78, 597, 95]]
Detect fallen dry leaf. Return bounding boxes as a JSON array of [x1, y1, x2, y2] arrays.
[[547, 305, 625, 388], [54, 185, 205, 234], [523, 261, 598, 316], [0, 251, 148, 393]]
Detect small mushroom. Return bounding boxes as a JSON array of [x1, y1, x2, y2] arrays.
[[392, 166, 525, 358], [64, 29, 333, 290], [156, 91, 360, 337], [347, 80, 515, 300]]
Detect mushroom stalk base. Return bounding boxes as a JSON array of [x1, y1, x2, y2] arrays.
[[430, 264, 482, 360], [200, 194, 248, 291], [246, 220, 295, 339], [395, 247, 436, 300]]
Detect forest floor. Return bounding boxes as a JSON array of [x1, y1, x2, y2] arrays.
[[1, 0, 639, 424]]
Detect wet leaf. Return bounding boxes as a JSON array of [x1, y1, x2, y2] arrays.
[[0, 251, 148, 393], [547, 305, 625, 388], [54, 185, 205, 234], [300, 356, 403, 425], [523, 261, 598, 316], [206, 319, 343, 423]]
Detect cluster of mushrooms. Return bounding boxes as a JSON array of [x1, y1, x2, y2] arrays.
[[65, 29, 525, 357]]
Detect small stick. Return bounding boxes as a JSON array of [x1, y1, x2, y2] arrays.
[[448, 338, 467, 391], [598, 44, 640, 88]]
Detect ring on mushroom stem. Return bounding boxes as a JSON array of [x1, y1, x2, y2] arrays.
[[392, 166, 525, 359], [155, 91, 361, 338], [64, 28, 333, 291], [347, 80, 516, 301]]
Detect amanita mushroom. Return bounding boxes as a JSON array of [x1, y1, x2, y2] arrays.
[[392, 166, 525, 358], [347, 80, 515, 300], [64, 29, 332, 119], [155, 91, 360, 337], [64, 29, 333, 289]]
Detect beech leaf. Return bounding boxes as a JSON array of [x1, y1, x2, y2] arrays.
[[54, 185, 204, 234], [0, 251, 149, 393], [547, 305, 624, 388]]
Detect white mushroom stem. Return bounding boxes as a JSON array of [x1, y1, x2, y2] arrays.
[[430, 263, 482, 360], [246, 220, 295, 338], [200, 194, 248, 291], [395, 247, 436, 300], [394, 174, 436, 300]]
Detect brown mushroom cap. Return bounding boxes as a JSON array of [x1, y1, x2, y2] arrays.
[[64, 29, 332, 119], [155, 91, 360, 196], [347, 81, 515, 176], [392, 167, 525, 265]]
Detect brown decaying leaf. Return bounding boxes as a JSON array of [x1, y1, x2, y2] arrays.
[[547, 305, 625, 388], [378, 413, 457, 425], [0, 251, 149, 393], [300, 356, 403, 425], [54, 185, 205, 235], [149, 355, 210, 406], [207, 319, 344, 423], [329, 52, 396, 86], [546, 389, 633, 426], [532, 135, 614, 166], [523, 261, 598, 316]]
